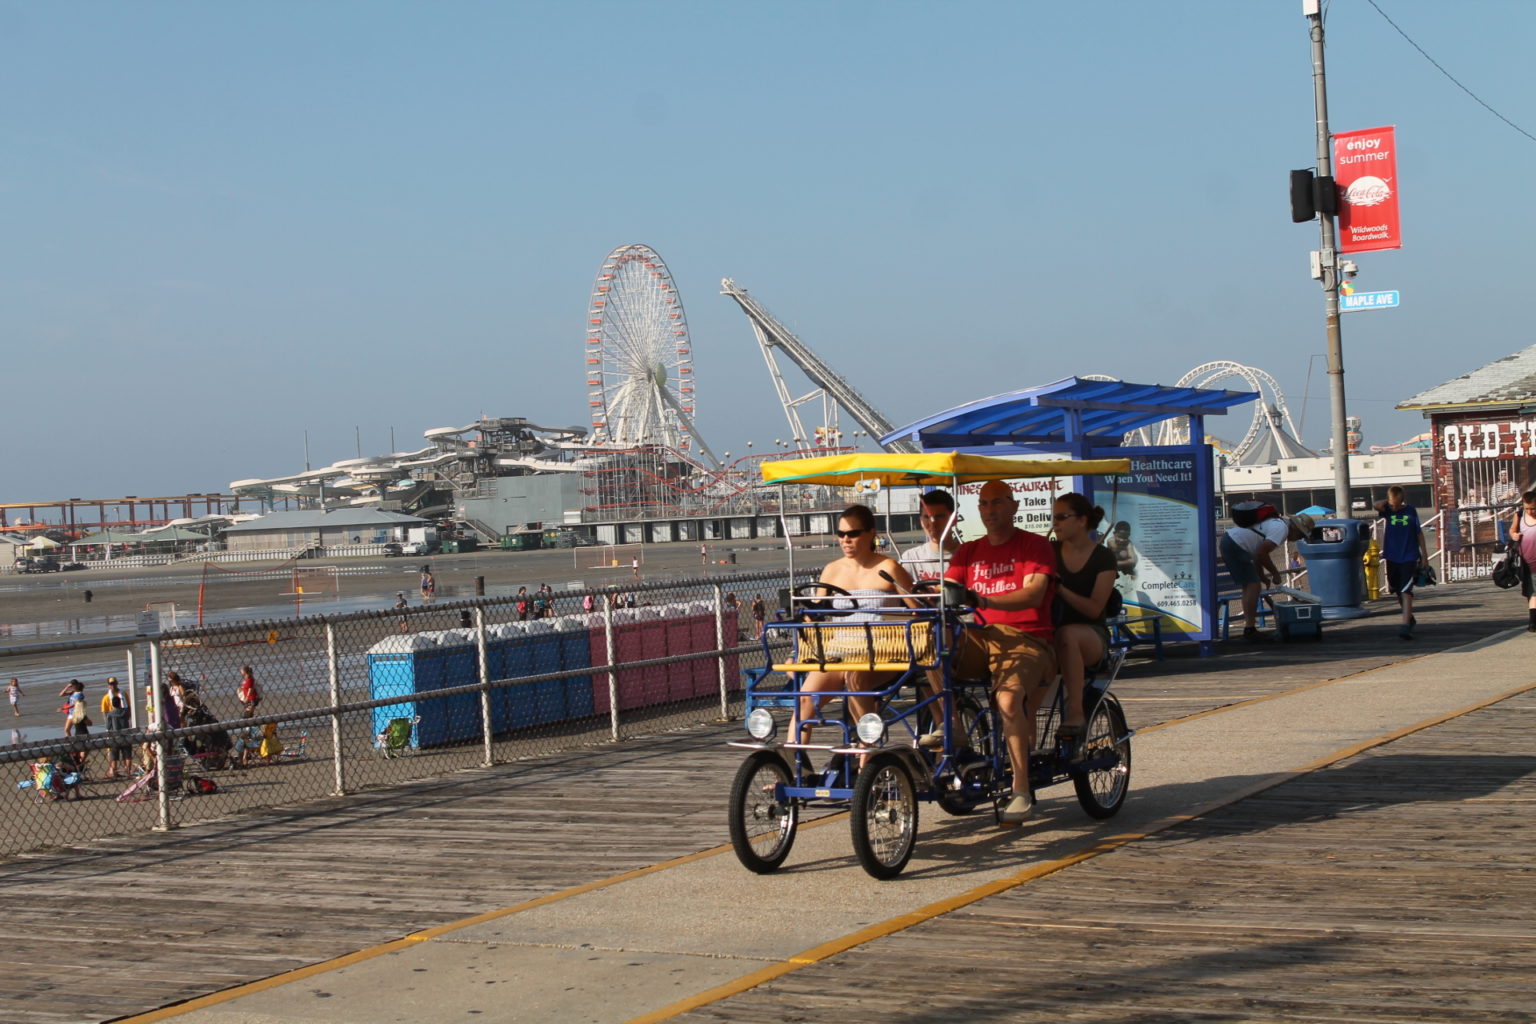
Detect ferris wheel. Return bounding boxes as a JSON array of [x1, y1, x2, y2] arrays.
[[584, 243, 703, 457], [1152, 361, 1302, 463]]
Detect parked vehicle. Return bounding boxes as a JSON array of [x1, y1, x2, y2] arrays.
[[14, 556, 61, 574]]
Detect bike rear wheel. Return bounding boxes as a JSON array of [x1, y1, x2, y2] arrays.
[[1073, 698, 1131, 819]]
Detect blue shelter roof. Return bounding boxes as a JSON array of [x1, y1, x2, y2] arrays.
[[880, 377, 1258, 452]]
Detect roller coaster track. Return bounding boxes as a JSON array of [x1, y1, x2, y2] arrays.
[[721, 278, 919, 454]]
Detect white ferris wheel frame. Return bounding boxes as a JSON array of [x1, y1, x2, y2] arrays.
[[585, 243, 699, 454]]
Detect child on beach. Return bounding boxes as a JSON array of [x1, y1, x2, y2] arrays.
[[7, 677, 20, 717]]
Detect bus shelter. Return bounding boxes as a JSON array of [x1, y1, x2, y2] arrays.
[[882, 377, 1258, 653]]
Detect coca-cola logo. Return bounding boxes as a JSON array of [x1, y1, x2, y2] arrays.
[[1345, 176, 1392, 207]]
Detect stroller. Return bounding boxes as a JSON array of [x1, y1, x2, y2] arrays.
[[180, 686, 233, 770]]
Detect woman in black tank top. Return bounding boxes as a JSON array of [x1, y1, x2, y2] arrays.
[[1050, 493, 1119, 745]]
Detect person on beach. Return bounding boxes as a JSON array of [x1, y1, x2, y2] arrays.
[[1376, 486, 1430, 641], [394, 592, 409, 632], [59, 679, 86, 736], [1508, 490, 1536, 634], [7, 677, 21, 717], [944, 480, 1058, 826], [101, 676, 132, 779], [419, 565, 436, 601], [58, 679, 90, 772], [1050, 493, 1119, 755], [751, 594, 766, 638], [516, 586, 530, 621], [238, 666, 262, 717]]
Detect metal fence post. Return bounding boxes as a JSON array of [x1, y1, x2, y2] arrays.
[[713, 582, 728, 720], [475, 606, 493, 767], [126, 647, 138, 730], [149, 640, 173, 832], [603, 598, 620, 742], [326, 622, 346, 795]]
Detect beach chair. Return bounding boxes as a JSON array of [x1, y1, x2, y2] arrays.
[[376, 716, 419, 758]]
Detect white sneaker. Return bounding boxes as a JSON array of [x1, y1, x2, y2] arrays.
[[999, 791, 1034, 825], [917, 731, 944, 748]]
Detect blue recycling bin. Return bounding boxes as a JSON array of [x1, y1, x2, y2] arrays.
[[1296, 518, 1369, 620]]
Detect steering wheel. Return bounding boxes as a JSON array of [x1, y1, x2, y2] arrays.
[[941, 579, 979, 609], [791, 581, 852, 617]]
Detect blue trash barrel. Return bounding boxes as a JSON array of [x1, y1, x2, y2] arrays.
[[1296, 518, 1370, 619]]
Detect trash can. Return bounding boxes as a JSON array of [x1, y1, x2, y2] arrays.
[[1296, 518, 1369, 619]]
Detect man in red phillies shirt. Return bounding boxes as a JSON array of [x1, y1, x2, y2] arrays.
[[945, 479, 1058, 825]]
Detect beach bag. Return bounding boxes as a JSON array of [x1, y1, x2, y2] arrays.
[[1492, 543, 1524, 589], [1230, 501, 1279, 530]]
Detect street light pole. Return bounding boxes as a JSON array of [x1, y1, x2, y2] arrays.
[[1306, 0, 1353, 519]]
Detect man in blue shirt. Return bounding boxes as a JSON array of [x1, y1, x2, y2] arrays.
[[1376, 486, 1430, 640]]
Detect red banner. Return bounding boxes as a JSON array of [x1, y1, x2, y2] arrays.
[[1333, 126, 1401, 253]]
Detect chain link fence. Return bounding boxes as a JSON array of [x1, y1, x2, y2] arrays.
[[2, 570, 810, 859]]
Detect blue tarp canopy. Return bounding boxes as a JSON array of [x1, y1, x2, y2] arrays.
[[880, 376, 1258, 454]]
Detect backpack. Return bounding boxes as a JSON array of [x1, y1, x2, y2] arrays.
[[1230, 501, 1280, 530]]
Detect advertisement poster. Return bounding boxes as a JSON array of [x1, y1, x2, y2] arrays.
[[1091, 453, 1203, 636], [1333, 125, 1402, 253], [953, 470, 1068, 542]]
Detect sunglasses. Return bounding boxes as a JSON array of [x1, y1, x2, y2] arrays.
[[835, 528, 868, 538], [1051, 512, 1080, 522]]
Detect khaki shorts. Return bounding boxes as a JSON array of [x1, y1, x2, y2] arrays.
[[952, 624, 1057, 692]]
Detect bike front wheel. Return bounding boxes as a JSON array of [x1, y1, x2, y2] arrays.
[[728, 750, 799, 873]]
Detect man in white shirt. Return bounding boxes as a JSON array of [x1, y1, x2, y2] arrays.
[[1220, 512, 1314, 641], [899, 489, 960, 750], [899, 489, 958, 583]]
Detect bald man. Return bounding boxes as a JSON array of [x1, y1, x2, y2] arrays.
[[944, 480, 1058, 825]]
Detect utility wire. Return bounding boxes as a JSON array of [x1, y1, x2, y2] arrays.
[[1363, 0, 1536, 143]]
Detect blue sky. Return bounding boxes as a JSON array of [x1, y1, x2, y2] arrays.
[[5, 1, 1533, 500]]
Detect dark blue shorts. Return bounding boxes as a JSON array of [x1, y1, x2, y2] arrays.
[[1219, 534, 1261, 587], [1385, 560, 1417, 596]]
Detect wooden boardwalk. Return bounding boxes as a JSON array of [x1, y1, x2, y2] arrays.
[[1, 580, 1532, 1023], [673, 702, 1536, 1024]]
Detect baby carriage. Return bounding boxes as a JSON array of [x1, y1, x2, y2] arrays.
[[180, 687, 233, 770]]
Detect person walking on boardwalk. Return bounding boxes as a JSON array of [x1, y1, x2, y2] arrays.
[[1508, 489, 1536, 634], [944, 480, 1058, 825], [7, 677, 21, 717], [1376, 486, 1430, 640]]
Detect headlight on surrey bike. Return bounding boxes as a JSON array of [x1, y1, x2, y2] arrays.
[[855, 713, 887, 746], [746, 707, 777, 741]]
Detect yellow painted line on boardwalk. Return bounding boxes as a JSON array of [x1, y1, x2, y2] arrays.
[[620, 675, 1536, 1024], [110, 812, 850, 1024], [116, 667, 1536, 1024]]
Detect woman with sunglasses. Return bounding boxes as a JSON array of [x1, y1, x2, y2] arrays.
[[791, 504, 918, 744], [1049, 493, 1119, 754]]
